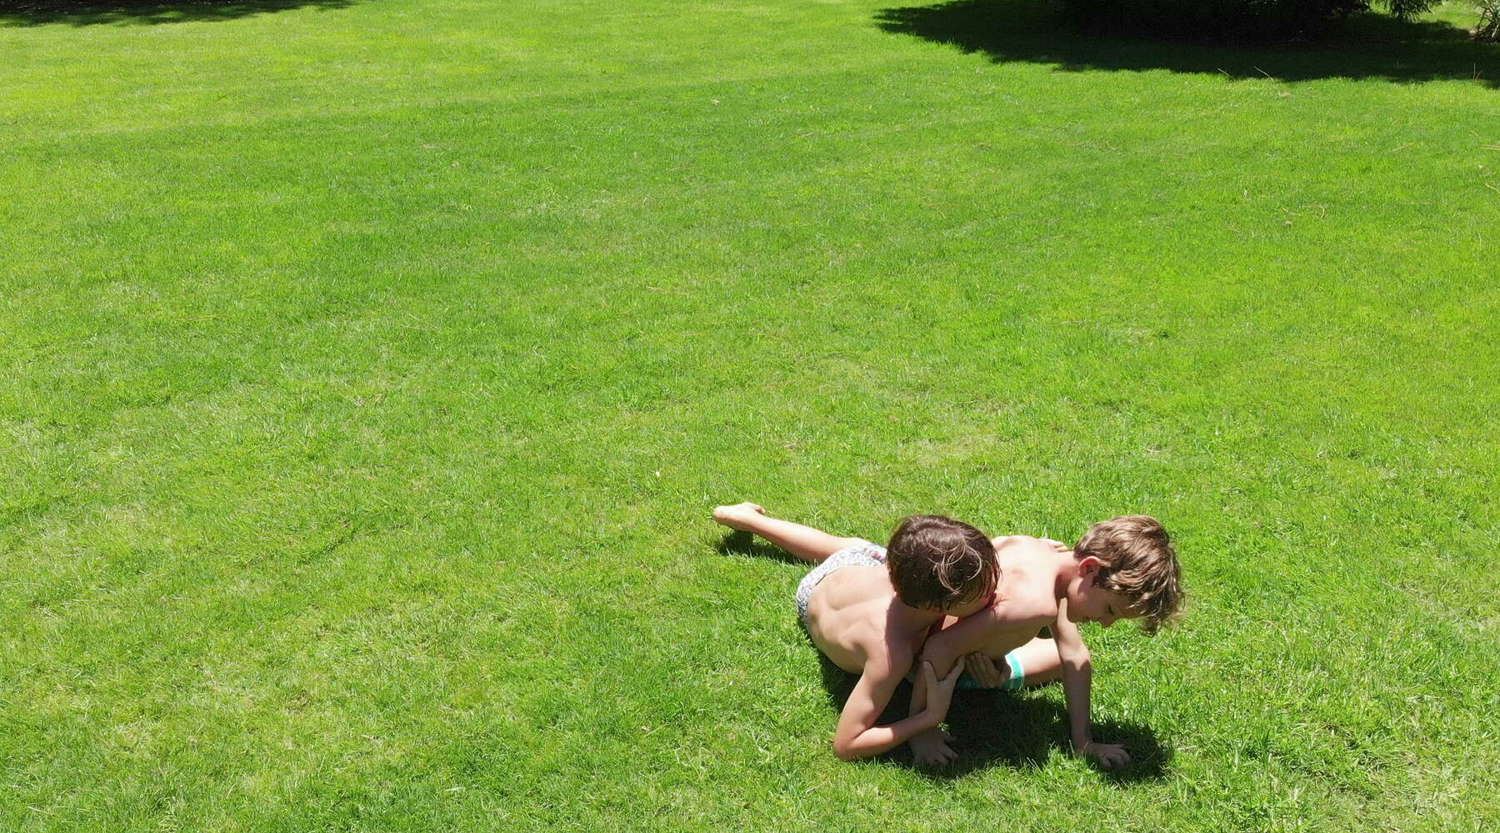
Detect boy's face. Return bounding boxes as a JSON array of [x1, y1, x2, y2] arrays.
[[1067, 559, 1141, 628]]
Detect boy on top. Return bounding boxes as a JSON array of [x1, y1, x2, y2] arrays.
[[712, 502, 998, 761], [905, 516, 1183, 769]]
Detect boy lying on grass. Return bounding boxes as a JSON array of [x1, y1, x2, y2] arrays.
[[907, 516, 1184, 769], [714, 504, 1182, 768], [712, 502, 998, 761]]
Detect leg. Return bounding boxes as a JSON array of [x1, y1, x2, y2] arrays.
[[713, 502, 865, 563], [1008, 637, 1062, 687]]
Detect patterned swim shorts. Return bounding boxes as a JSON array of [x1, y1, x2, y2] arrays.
[[794, 540, 887, 626]]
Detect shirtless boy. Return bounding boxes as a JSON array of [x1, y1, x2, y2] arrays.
[[712, 502, 998, 760], [906, 517, 1183, 769]]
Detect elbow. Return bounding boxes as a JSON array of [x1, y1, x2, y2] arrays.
[[921, 646, 957, 678], [832, 738, 860, 762], [1060, 649, 1092, 674]]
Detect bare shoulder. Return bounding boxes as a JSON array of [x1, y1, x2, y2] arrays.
[[993, 579, 1058, 626], [860, 633, 913, 684], [992, 534, 1055, 551], [990, 534, 1032, 549]]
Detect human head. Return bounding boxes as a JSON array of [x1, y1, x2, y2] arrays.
[[1069, 515, 1183, 634], [885, 515, 999, 614]]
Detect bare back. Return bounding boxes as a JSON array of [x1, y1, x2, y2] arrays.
[[923, 536, 1063, 670], [804, 566, 920, 675]]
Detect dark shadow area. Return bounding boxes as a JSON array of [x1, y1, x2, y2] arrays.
[[818, 652, 1170, 780], [876, 0, 1500, 87], [0, 0, 355, 27], [716, 529, 807, 566]]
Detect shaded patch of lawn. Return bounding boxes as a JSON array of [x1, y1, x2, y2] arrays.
[[0, 0, 356, 27], [876, 0, 1500, 86]]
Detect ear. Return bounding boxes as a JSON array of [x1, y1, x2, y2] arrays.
[[1076, 556, 1104, 582]]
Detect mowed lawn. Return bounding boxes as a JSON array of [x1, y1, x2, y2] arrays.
[[2, 0, 1498, 830]]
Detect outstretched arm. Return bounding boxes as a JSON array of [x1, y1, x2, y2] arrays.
[[712, 502, 866, 563], [1052, 602, 1129, 769]]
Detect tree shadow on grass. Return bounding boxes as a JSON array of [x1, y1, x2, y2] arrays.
[[819, 653, 1171, 781], [875, 0, 1500, 87], [0, 0, 356, 27]]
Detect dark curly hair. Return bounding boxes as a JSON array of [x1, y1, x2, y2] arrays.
[[885, 515, 998, 611]]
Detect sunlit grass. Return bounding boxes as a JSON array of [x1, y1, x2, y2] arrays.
[[2, 1, 1498, 831]]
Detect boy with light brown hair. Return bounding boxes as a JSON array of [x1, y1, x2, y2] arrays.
[[908, 516, 1183, 769], [712, 502, 999, 761]]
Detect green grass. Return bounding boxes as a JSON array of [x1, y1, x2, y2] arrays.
[[2, 0, 1498, 830]]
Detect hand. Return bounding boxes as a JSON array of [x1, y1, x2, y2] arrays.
[[1076, 740, 1131, 769], [921, 658, 966, 722], [963, 653, 1007, 688], [910, 728, 958, 768]]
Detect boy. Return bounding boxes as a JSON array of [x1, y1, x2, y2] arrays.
[[906, 516, 1183, 769], [712, 502, 999, 761]]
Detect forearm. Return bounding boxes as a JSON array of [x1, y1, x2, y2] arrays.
[[918, 612, 992, 679], [908, 668, 928, 717], [836, 710, 943, 761], [920, 636, 963, 680], [1060, 656, 1094, 749]]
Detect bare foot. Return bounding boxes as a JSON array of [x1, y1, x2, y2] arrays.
[[712, 502, 766, 531]]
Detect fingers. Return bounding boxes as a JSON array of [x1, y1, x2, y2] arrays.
[[911, 730, 960, 768], [941, 655, 966, 684], [918, 742, 957, 767], [1086, 743, 1131, 769], [966, 653, 1001, 687], [925, 659, 965, 689]]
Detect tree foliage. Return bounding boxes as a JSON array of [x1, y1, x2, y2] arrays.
[[1476, 0, 1500, 41]]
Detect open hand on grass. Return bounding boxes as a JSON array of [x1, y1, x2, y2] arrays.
[[910, 728, 957, 768], [1077, 740, 1131, 769]]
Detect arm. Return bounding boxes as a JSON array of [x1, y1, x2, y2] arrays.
[[918, 608, 1001, 678], [833, 659, 964, 761], [1052, 601, 1129, 768], [905, 609, 1007, 765], [906, 660, 956, 766]]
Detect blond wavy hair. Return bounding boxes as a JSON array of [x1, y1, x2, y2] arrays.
[[1075, 515, 1183, 634]]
